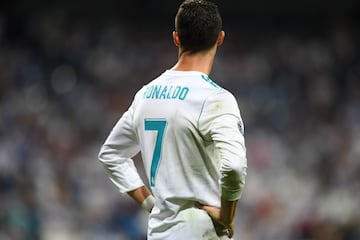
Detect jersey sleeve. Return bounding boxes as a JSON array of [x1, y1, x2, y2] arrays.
[[198, 90, 247, 201], [98, 99, 144, 194]]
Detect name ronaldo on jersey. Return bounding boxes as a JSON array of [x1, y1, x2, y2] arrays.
[[144, 85, 189, 100]]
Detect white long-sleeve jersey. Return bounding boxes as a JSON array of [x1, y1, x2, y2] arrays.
[[99, 70, 247, 240]]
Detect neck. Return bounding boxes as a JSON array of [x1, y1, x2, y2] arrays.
[[170, 46, 217, 75]]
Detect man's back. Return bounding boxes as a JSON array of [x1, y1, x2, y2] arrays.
[[99, 1, 247, 239], [131, 70, 245, 239]]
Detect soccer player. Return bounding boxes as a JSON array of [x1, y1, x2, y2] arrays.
[[98, 0, 247, 239]]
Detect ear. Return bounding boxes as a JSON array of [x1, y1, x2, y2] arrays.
[[217, 31, 225, 46], [173, 31, 181, 47]]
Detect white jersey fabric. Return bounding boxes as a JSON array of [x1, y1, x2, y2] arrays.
[[99, 70, 247, 240]]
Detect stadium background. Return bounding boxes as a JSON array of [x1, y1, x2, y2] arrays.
[[0, 0, 359, 239]]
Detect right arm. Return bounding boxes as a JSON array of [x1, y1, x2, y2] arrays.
[[198, 90, 247, 237], [197, 198, 238, 237]]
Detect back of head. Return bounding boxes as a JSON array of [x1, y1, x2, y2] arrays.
[[175, 0, 222, 54]]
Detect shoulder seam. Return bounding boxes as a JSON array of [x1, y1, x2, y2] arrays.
[[201, 74, 221, 89]]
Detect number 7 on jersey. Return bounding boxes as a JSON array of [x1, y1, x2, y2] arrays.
[[144, 119, 167, 187]]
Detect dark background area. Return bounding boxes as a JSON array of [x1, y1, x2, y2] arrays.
[[2, 0, 360, 26], [2, 0, 359, 17]]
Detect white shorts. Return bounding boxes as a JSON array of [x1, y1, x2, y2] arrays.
[[148, 207, 232, 240]]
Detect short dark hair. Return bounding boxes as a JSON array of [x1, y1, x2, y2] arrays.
[[175, 0, 222, 54]]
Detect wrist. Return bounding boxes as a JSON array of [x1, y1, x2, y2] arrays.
[[141, 195, 156, 212]]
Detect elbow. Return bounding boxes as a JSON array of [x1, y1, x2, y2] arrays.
[[223, 164, 247, 187], [98, 144, 120, 172], [98, 144, 111, 164], [225, 156, 247, 183], [98, 145, 105, 162], [220, 157, 247, 201]]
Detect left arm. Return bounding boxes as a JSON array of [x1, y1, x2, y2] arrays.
[[99, 101, 155, 211], [128, 186, 155, 213]]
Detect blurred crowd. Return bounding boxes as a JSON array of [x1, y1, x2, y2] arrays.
[[0, 11, 359, 240]]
